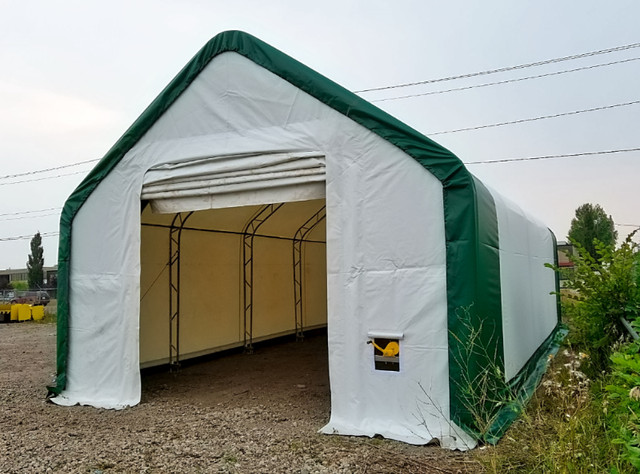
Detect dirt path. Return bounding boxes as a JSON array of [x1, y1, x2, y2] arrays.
[[0, 322, 480, 473]]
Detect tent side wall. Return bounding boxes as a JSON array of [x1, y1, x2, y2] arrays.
[[302, 241, 328, 329], [181, 229, 244, 357], [474, 187, 563, 442], [491, 190, 559, 381], [139, 223, 171, 364], [140, 220, 245, 366]]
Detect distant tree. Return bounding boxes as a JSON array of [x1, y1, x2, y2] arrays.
[[27, 232, 44, 289], [568, 203, 617, 262]]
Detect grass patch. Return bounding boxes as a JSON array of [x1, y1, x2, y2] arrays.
[[474, 347, 632, 472], [474, 342, 640, 473]]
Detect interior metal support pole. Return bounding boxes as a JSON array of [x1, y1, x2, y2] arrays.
[[241, 203, 284, 353], [168, 211, 193, 370], [292, 206, 326, 341]]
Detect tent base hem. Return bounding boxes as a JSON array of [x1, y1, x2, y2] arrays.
[[319, 422, 477, 451], [49, 394, 136, 410]]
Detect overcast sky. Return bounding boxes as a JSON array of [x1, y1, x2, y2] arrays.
[[0, 0, 638, 270]]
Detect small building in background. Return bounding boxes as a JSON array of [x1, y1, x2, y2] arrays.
[[0, 265, 58, 290], [557, 241, 575, 287]]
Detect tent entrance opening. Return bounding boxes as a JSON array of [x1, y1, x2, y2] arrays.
[[139, 199, 327, 370]]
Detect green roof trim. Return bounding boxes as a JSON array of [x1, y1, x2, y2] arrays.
[[49, 30, 556, 443]]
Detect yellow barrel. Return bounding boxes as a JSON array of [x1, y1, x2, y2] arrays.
[[31, 305, 45, 321], [10, 304, 19, 321], [18, 304, 32, 321]]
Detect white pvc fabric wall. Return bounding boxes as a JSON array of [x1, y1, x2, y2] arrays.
[[52, 52, 474, 448], [490, 190, 558, 381]]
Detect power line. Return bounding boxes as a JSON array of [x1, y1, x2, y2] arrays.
[[0, 207, 62, 217], [0, 147, 637, 221], [3, 43, 640, 182], [429, 99, 640, 136], [2, 44, 639, 182], [372, 57, 640, 103], [0, 212, 61, 222], [356, 41, 640, 93], [0, 231, 59, 242], [0, 159, 99, 181], [0, 174, 636, 239], [0, 145, 636, 222], [465, 147, 640, 165], [0, 169, 90, 187], [0, 147, 634, 225]]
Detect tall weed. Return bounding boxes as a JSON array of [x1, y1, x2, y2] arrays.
[[475, 349, 630, 472]]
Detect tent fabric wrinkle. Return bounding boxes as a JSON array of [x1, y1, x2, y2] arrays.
[[141, 150, 328, 213], [51, 30, 560, 451], [142, 156, 325, 196]]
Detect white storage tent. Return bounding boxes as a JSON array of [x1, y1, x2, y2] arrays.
[[49, 31, 562, 449]]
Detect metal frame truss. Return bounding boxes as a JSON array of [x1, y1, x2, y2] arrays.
[[168, 211, 193, 369], [292, 206, 326, 341], [242, 203, 284, 352]]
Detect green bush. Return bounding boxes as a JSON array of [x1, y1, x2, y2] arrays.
[[606, 341, 640, 470], [11, 281, 28, 290], [548, 231, 639, 374]]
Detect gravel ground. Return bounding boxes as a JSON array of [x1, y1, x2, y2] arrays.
[[0, 321, 480, 473]]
